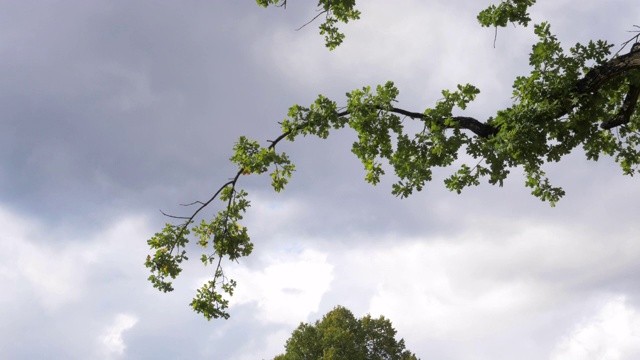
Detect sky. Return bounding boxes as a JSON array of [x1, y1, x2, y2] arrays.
[[1, 0, 640, 359]]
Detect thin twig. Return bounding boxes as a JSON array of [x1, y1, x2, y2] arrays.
[[159, 210, 191, 220], [295, 10, 327, 31], [613, 25, 640, 57], [180, 201, 204, 206]]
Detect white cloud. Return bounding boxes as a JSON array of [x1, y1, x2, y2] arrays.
[[0, 204, 156, 358], [302, 219, 640, 358], [0, 206, 151, 311], [363, 238, 558, 339], [233, 329, 291, 360], [551, 296, 640, 360], [100, 313, 139, 358], [229, 248, 333, 326], [0, 206, 86, 310]]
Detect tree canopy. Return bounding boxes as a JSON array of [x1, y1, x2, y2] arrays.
[[145, 0, 640, 320], [273, 305, 419, 360]]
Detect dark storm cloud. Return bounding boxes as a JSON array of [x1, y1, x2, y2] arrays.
[[0, 1, 307, 227], [2, 0, 633, 233]]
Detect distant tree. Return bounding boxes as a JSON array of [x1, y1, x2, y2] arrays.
[[273, 305, 419, 360], [145, 1, 640, 320]]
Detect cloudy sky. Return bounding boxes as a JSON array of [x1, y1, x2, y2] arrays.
[[1, 0, 640, 359]]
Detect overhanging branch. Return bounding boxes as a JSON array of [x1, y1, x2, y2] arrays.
[[163, 42, 640, 229]]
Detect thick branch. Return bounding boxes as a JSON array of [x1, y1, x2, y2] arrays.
[[383, 46, 640, 136], [388, 108, 499, 138], [576, 43, 640, 94], [335, 107, 498, 138], [601, 82, 640, 129]]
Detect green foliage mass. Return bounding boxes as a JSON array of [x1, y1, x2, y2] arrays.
[[146, 0, 640, 320], [274, 305, 419, 360]]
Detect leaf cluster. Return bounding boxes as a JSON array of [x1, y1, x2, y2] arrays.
[[145, 223, 190, 293], [256, 0, 360, 49], [477, 0, 537, 28], [230, 136, 295, 192]]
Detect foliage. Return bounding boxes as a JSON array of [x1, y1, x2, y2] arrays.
[[256, 0, 360, 50], [146, 1, 640, 320], [273, 305, 419, 360], [477, 0, 536, 28]]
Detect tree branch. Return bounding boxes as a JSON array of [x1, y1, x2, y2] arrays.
[[601, 82, 640, 129], [151, 36, 640, 318], [295, 10, 328, 31], [164, 44, 640, 233], [575, 43, 640, 94], [161, 130, 294, 246]]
